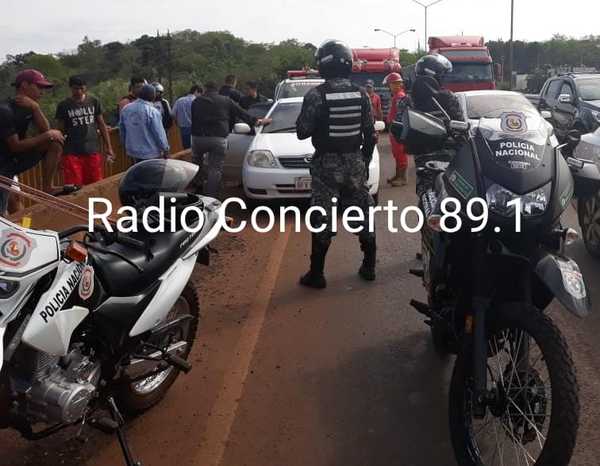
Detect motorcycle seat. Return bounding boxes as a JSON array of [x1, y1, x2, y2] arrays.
[[88, 227, 198, 297]]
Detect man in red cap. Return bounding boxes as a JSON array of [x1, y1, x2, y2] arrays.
[[0, 69, 64, 213], [384, 72, 409, 186]]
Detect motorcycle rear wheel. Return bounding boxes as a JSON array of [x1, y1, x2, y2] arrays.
[[449, 304, 579, 466], [117, 285, 200, 415]]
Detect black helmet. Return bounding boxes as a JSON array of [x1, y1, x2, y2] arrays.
[[315, 40, 353, 79], [415, 54, 453, 82], [119, 159, 199, 208]]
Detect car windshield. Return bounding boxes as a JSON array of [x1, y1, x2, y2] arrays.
[[262, 102, 302, 133], [443, 63, 493, 84], [278, 81, 321, 99], [576, 78, 600, 101], [466, 93, 537, 119]]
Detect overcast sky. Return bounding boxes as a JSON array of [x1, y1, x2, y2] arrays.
[[1, 0, 597, 60]]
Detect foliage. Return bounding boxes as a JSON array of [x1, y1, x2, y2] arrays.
[[0, 30, 315, 125], [487, 34, 600, 74]]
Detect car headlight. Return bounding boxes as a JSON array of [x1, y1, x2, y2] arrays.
[[0, 279, 19, 299], [486, 183, 549, 217], [591, 109, 600, 124], [247, 150, 277, 168]]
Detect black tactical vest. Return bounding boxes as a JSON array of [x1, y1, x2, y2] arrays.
[[313, 82, 364, 153]]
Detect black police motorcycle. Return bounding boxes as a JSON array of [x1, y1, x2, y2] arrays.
[[393, 97, 600, 465]]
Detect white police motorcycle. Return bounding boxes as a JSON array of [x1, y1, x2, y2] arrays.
[[0, 160, 223, 466]]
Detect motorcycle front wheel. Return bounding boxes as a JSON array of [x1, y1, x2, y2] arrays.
[[449, 304, 579, 466], [117, 285, 200, 414]]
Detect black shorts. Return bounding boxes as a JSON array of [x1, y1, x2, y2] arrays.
[[0, 151, 45, 178]]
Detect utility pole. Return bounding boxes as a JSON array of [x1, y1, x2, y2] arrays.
[[167, 30, 173, 103], [508, 0, 515, 89]]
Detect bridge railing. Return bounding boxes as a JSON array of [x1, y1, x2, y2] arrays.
[[15, 126, 184, 208]]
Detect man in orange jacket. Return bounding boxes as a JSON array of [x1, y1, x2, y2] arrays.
[[384, 72, 409, 186]]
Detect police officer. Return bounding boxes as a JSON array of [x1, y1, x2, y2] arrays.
[[399, 54, 464, 197], [296, 40, 377, 289]]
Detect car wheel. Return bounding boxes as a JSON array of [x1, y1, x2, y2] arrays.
[[578, 193, 600, 258]]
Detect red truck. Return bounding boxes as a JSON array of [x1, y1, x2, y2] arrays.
[[282, 48, 401, 117], [428, 36, 498, 92], [351, 48, 402, 118]]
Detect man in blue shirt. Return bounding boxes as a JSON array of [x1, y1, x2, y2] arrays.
[[171, 84, 202, 150], [119, 85, 169, 163]]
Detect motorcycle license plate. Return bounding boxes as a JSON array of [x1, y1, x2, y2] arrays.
[[295, 177, 312, 190]]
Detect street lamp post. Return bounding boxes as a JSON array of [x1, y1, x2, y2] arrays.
[[507, 0, 515, 89], [411, 0, 446, 49], [373, 28, 416, 49]]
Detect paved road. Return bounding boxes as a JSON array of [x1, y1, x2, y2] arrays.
[[1, 141, 600, 466]]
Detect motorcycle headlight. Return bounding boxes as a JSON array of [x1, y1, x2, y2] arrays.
[[0, 279, 19, 299], [486, 183, 549, 217], [247, 150, 277, 168]]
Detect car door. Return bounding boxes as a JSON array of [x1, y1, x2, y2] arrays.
[[223, 103, 274, 182], [553, 81, 578, 140], [540, 79, 563, 135]]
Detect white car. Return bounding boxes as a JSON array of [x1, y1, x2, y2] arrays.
[[229, 97, 381, 201]]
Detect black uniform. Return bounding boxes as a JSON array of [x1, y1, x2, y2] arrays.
[[407, 75, 464, 197], [297, 78, 376, 244]]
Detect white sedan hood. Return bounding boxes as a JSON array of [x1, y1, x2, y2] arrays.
[[250, 133, 315, 157]]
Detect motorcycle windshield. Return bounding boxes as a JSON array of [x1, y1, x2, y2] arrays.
[[473, 107, 555, 194]]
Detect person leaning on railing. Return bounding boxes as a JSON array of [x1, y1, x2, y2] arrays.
[[0, 69, 65, 215]]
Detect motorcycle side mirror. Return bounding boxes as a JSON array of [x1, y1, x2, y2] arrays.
[[396, 109, 448, 155], [449, 120, 470, 133], [374, 121, 386, 132]]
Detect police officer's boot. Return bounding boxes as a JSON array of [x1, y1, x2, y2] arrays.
[[300, 236, 330, 289], [359, 237, 376, 281]]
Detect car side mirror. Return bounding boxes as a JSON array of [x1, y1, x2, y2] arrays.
[[540, 110, 552, 120], [558, 94, 574, 105], [374, 121, 386, 132], [234, 123, 252, 134]]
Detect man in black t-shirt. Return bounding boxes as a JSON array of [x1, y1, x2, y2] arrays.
[[0, 69, 64, 214], [55, 76, 114, 186]]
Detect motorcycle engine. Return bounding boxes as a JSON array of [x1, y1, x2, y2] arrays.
[[11, 346, 101, 425]]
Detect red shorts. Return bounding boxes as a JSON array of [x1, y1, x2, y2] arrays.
[[62, 153, 104, 186]]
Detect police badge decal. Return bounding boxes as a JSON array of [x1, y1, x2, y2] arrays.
[[0, 229, 36, 268], [501, 112, 528, 134]]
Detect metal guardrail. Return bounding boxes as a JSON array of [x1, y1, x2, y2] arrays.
[[15, 126, 184, 208]]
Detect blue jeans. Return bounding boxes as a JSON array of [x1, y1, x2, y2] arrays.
[[179, 127, 192, 150]]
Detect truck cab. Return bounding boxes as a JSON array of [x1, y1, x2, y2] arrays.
[[351, 48, 402, 119], [428, 36, 496, 92]]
